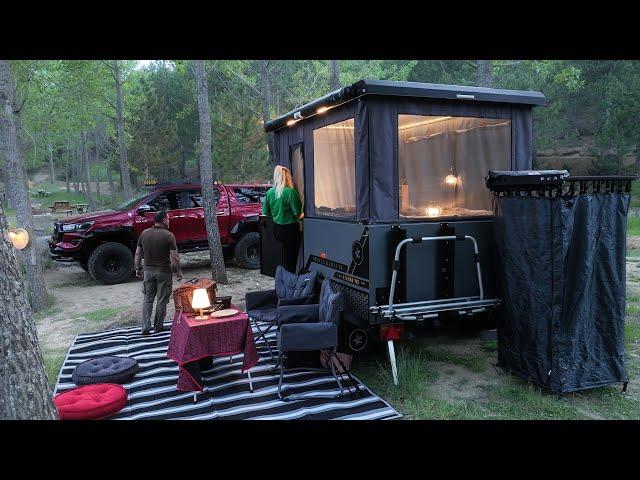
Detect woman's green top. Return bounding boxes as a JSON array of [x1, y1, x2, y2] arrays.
[[263, 186, 302, 225]]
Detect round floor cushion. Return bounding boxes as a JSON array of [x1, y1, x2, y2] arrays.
[[54, 384, 128, 420], [72, 356, 139, 385]]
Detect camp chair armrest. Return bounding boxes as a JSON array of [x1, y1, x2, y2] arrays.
[[245, 289, 278, 311], [276, 304, 320, 326], [277, 294, 315, 308]]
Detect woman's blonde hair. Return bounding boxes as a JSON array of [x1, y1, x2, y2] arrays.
[[273, 165, 294, 198]]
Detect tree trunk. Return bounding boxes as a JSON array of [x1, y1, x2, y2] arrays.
[[113, 61, 133, 198], [93, 131, 101, 199], [0, 60, 48, 312], [81, 131, 95, 211], [65, 141, 70, 193], [0, 201, 57, 419], [259, 60, 276, 167], [194, 60, 227, 284], [47, 139, 55, 185], [330, 60, 340, 90], [476, 60, 493, 88], [107, 159, 114, 196]]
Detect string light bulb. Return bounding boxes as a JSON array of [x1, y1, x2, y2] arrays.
[[8, 228, 29, 250], [445, 174, 458, 186]]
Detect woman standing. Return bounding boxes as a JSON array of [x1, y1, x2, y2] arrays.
[[263, 165, 303, 273]]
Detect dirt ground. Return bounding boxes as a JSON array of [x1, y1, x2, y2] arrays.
[[37, 252, 273, 354]]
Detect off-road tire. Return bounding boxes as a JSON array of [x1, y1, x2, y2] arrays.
[[234, 232, 260, 269], [88, 242, 134, 285]]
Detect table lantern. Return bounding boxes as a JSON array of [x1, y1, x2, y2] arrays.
[[191, 288, 211, 320], [8, 228, 30, 250]]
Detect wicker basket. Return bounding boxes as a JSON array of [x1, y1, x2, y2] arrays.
[[173, 278, 217, 314]]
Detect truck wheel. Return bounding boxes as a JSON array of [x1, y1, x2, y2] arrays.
[[234, 232, 260, 269], [88, 242, 134, 285]]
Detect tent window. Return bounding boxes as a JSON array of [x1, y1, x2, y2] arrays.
[[313, 118, 356, 217], [398, 115, 511, 219]]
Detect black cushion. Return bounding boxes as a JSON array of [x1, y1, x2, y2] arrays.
[[72, 356, 139, 385]]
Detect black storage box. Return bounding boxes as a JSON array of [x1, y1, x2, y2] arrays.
[[487, 171, 633, 393]]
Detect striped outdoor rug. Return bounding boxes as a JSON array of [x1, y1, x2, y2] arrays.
[[53, 321, 401, 420]]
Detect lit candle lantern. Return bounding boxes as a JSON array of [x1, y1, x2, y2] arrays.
[[8, 228, 30, 250], [425, 206, 442, 217]]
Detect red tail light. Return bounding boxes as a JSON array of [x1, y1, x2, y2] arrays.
[[379, 323, 405, 341]]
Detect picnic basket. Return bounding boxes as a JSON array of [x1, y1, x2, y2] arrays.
[[173, 278, 217, 314]]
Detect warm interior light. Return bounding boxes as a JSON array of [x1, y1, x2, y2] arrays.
[[286, 119, 298, 126], [8, 228, 29, 250], [317, 106, 329, 114], [445, 174, 459, 186], [399, 116, 453, 131], [426, 207, 442, 217], [191, 288, 211, 320]]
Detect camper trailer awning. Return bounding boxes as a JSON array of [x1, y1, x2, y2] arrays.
[[264, 79, 546, 132]]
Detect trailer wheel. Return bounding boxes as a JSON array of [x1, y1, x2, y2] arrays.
[[234, 232, 260, 269], [346, 327, 369, 353]]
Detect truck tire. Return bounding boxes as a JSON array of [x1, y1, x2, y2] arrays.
[[88, 242, 134, 285], [234, 232, 260, 269]]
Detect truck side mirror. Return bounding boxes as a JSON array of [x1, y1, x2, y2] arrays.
[[137, 204, 153, 214]]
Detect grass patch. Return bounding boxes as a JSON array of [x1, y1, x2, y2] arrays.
[[571, 386, 640, 420], [628, 216, 640, 237], [75, 307, 127, 322], [480, 380, 586, 420], [481, 340, 499, 354], [43, 349, 67, 388]]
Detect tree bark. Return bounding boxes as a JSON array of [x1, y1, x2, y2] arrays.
[[93, 130, 101, 199], [65, 140, 70, 193], [0, 200, 57, 419], [330, 60, 340, 90], [194, 60, 227, 284], [81, 131, 95, 211], [113, 61, 133, 198], [0, 60, 48, 312], [476, 60, 493, 88], [259, 60, 276, 167], [47, 139, 55, 185]]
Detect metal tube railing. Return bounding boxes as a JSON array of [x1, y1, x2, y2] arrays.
[[388, 235, 484, 316]]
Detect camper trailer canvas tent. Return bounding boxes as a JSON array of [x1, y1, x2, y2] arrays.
[[262, 79, 546, 384]]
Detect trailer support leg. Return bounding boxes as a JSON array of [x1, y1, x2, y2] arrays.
[[387, 340, 399, 386]]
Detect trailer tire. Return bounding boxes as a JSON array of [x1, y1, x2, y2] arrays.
[[234, 232, 260, 269], [88, 242, 134, 285]]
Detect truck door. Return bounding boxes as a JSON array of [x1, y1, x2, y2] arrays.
[[136, 190, 185, 243], [182, 186, 225, 244]]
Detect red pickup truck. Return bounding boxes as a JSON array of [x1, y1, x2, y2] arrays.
[[48, 181, 269, 284]]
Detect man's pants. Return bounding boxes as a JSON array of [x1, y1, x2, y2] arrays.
[[141, 269, 173, 332]]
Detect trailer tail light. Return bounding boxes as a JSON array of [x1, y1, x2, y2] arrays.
[[379, 323, 405, 341]]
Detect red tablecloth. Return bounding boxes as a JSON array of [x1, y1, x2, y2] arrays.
[[167, 306, 259, 392]]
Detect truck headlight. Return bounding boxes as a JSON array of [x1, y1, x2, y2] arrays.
[[61, 221, 94, 232]]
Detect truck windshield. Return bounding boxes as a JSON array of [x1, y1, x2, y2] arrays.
[[114, 190, 150, 211]]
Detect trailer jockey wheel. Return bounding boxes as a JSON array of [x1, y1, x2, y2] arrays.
[[347, 328, 369, 353]]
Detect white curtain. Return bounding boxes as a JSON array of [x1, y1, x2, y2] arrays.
[[398, 116, 510, 217], [313, 119, 356, 215]]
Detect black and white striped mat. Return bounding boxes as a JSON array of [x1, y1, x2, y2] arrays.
[[53, 321, 401, 420]]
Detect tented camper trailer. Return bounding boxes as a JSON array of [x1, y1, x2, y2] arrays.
[[261, 79, 546, 384]]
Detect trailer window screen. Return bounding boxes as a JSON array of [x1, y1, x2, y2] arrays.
[[313, 118, 356, 217], [398, 115, 511, 218]]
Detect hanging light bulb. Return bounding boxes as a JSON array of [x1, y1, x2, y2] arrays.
[[445, 174, 458, 186], [425, 206, 442, 217]]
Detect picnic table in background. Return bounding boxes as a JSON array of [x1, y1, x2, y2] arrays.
[[49, 201, 74, 216], [72, 203, 89, 214], [36, 189, 52, 197]]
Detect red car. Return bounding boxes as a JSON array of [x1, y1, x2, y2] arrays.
[[48, 181, 269, 284]]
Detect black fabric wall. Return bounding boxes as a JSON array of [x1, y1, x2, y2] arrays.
[[493, 192, 629, 393]]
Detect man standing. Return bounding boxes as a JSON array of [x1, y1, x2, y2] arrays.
[[135, 210, 183, 335]]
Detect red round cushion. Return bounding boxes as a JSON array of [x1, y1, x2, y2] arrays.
[[54, 384, 127, 420]]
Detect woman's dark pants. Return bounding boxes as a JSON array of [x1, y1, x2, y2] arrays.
[[273, 222, 301, 274]]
